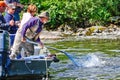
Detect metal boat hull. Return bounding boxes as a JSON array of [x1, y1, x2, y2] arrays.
[[8, 59, 53, 76]]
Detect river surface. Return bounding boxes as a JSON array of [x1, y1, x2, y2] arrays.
[[44, 39, 120, 80]]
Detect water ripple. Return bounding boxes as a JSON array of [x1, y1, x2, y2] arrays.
[[50, 53, 120, 80]]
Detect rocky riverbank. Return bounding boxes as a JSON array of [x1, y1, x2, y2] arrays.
[[41, 25, 120, 41]]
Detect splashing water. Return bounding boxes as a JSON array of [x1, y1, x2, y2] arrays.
[[81, 54, 102, 67], [50, 53, 120, 80], [67, 53, 104, 67]]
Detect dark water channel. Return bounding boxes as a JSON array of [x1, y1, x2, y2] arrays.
[[46, 39, 120, 80]]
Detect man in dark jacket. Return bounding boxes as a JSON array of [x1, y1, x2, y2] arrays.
[[4, 3, 18, 34], [5, 0, 23, 21], [0, 1, 14, 31]]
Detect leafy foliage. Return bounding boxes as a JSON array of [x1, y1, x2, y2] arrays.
[[20, 0, 120, 30]]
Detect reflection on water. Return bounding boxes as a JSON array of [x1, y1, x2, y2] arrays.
[[50, 53, 120, 80]]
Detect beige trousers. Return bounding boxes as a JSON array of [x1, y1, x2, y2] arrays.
[[10, 29, 34, 59]]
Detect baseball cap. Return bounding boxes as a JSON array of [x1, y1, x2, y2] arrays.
[[38, 11, 49, 19], [8, 3, 16, 9]]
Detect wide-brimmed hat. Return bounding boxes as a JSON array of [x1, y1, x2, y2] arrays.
[[8, 3, 16, 9], [0, 1, 7, 7], [38, 11, 49, 19]]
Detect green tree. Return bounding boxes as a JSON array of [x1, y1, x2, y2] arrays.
[[20, 0, 120, 30]]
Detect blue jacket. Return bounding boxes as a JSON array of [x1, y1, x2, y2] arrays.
[[4, 12, 18, 34], [0, 13, 10, 31], [5, 0, 23, 21]]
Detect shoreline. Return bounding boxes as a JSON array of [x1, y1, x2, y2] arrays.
[[41, 30, 120, 40], [41, 30, 120, 44]]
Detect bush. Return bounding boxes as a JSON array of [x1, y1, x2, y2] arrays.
[[20, 0, 120, 30]]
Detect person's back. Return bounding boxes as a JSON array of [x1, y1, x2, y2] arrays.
[[20, 4, 37, 28]]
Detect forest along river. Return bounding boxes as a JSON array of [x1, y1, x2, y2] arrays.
[[44, 39, 120, 80]]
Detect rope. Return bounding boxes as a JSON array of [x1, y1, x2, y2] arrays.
[[24, 60, 34, 74]]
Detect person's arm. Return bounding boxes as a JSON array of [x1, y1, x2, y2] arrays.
[[34, 19, 43, 42], [0, 20, 10, 30], [4, 14, 15, 27], [35, 19, 44, 48], [37, 37, 44, 48], [0, 15, 10, 30], [4, 14, 12, 24], [21, 17, 38, 41], [16, 0, 24, 8], [5, 0, 23, 8], [16, 2, 23, 8]]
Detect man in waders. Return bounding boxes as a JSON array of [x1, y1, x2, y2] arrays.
[[9, 11, 49, 59]]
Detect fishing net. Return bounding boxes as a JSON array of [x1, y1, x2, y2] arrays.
[[64, 53, 101, 67]]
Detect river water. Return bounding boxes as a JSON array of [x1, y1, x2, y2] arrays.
[[45, 38, 120, 80]]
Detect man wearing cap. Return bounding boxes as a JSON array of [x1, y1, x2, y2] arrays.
[[4, 3, 18, 34], [9, 11, 49, 59], [0, 1, 14, 30], [4, 0, 23, 21]]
